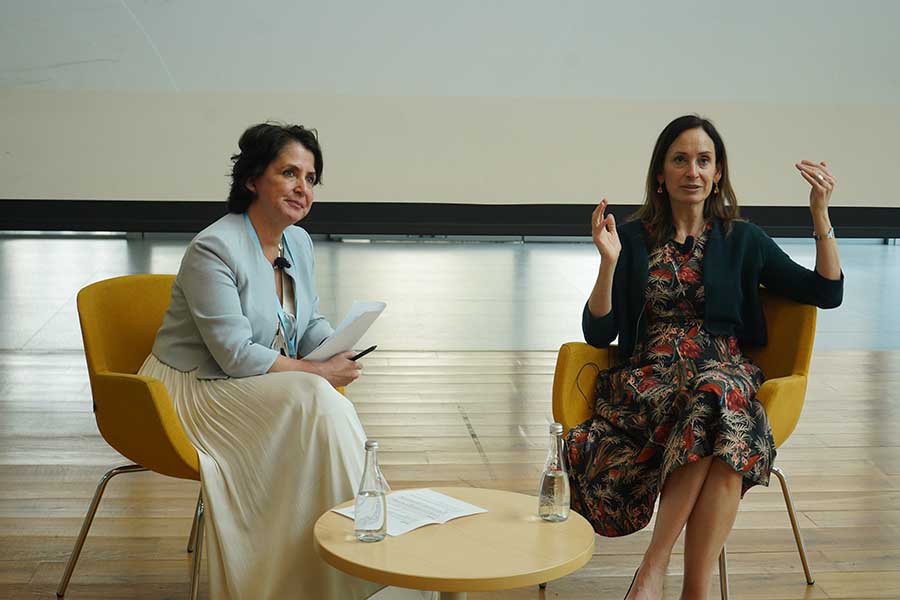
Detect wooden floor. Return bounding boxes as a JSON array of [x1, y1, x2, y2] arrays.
[[2, 348, 899, 599]]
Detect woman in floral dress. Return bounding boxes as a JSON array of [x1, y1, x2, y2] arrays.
[[566, 115, 844, 600]]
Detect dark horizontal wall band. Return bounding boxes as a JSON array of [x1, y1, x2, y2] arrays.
[[3, 200, 899, 238]]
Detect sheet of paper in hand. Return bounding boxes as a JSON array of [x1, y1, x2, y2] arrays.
[[303, 301, 386, 361]]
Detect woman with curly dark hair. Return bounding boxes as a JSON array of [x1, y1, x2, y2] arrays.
[[139, 123, 429, 600]]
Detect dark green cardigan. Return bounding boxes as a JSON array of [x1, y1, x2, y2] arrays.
[[583, 218, 844, 358]]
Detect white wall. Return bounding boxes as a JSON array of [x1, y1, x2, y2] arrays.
[[1, 0, 897, 207]]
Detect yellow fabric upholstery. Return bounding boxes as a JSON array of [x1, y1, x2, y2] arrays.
[[552, 289, 817, 448], [552, 344, 612, 435], [744, 290, 817, 447], [78, 274, 200, 480]]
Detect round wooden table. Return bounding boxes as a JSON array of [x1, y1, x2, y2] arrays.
[[314, 487, 595, 599]]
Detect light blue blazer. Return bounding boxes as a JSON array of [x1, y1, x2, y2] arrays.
[[152, 212, 333, 380]]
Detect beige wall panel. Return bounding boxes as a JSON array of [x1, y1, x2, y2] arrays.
[[1, 89, 894, 207]]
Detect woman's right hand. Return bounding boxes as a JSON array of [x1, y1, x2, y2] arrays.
[[592, 199, 621, 264], [315, 352, 361, 387]]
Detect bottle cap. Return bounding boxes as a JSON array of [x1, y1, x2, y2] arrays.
[[549, 422, 563, 435], [365, 440, 379, 450]]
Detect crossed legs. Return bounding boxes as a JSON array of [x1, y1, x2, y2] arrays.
[[681, 459, 742, 598], [626, 457, 742, 600]]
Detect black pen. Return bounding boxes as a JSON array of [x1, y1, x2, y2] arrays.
[[350, 345, 377, 361]]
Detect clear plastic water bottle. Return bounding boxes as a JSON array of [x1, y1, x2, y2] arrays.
[[538, 422, 570, 522], [354, 440, 388, 542]]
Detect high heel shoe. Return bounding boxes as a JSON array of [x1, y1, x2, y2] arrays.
[[623, 568, 638, 600]]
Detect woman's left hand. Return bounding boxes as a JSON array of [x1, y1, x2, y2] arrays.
[[795, 160, 835, 214]]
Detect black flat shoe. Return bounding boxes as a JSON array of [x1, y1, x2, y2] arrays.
[[624, 568, 638, 600]]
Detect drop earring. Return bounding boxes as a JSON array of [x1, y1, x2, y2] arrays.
[[657, 182, 663, 194], [714, 182, 720, 195]]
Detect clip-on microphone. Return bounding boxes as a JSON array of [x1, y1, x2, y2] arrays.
[[273, 257, 291, 270]]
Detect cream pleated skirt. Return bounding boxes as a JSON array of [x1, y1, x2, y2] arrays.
[[139, 355, 433, 600]]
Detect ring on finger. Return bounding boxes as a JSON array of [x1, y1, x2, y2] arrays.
[[816, 171, 825, 182]]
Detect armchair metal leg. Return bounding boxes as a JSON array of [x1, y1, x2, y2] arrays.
[[56, 464, 148, 598], [190, 495, 206, 600], [772, 465, 815, 584], [187, 489, 202, 553], [718, 546, 729, 600]]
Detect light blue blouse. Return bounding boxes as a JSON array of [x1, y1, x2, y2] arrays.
[[151, 212, 333, 380]]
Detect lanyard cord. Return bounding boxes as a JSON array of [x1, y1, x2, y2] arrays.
[[244, 214, 299, 357]]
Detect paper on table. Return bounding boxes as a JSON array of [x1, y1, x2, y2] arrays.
[[333, 488, 488, 537], [303, 301, 386, 361]]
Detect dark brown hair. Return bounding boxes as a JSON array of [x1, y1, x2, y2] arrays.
[[634, 114, 740, 246], [227, 122, 323, 213]]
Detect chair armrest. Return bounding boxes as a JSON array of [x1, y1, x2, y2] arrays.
[[755, 374, 809, 448], [92, 372, 200, 480], [552, 342, 614, 433]]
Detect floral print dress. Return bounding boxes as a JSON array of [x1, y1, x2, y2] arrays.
[[566, 224, 776, 537]]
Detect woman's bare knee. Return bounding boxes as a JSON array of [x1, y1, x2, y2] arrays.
[[708, 457, 743, 492]]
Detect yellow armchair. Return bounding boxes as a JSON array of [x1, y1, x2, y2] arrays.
[[59, 273, 348, 599], [58, 275, 204, 599], [552, 289, 817, 599]]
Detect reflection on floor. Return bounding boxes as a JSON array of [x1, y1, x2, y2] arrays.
[[0, 235, 898, 352]]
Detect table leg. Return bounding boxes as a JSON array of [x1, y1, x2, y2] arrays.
[[439, 593, 466, 600]]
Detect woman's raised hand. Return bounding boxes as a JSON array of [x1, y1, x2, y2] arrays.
[[795, 160, 835, 214], [592, 199, 621, 264]]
